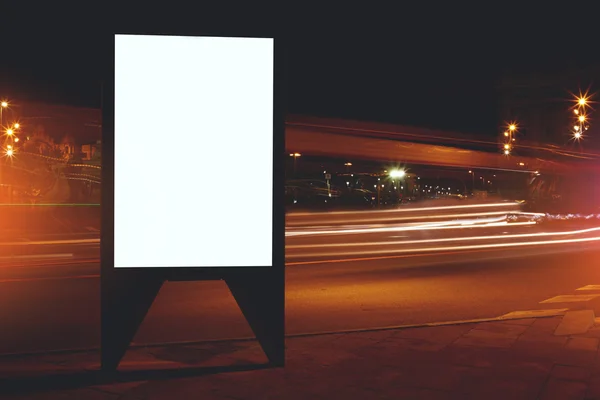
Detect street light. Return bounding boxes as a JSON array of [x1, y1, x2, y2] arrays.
[[573, 92, 592, 140], [5, 128, 13, 136], [13, 123, 19, 129], [6, 149, 14, 157], [389, 169, 405, 178], [576, 94, 589, 109], [0, 100, 7, 128], [502, 122, 518, 155], [289, 153, 301, 174], [468, 170, 474, 193]]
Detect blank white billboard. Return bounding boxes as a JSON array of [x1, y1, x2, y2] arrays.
[[114, 34, 273, 268]]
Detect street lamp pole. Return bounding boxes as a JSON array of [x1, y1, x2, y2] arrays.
[[289, 153, 301, 175], [0, 101, 7, 202], [574, 95, 589, 140], [0, 101, 7, 128], [468, 170, 474, 194]]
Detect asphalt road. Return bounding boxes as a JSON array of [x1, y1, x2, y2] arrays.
[[1, 242, 600, 354], [1, 200, 600, 354]]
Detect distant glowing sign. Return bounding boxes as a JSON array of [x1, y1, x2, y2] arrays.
[[114, 34, 273, 268]]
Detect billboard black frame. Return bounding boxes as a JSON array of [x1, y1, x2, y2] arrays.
[[101, 31, 285, 371]]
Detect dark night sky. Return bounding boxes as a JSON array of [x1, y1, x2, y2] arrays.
[[0, 5, 597, 137]]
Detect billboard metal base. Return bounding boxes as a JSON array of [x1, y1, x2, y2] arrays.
[[100, 268, 285, 371]]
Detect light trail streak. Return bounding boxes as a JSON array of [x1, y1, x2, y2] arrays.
[[286, 215, 511, 233], [287, 225, 600, 249], [285, 234, 600, 258], [286, 218, 537, 237], [286, 211, 542, 227], [0, 238, 99, 246], [287, 202, 522, 217]]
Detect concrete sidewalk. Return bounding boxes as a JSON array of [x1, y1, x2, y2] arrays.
[[3, 313, 600, 399]]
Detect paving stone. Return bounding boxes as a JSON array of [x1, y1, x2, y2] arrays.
[[394, 324, 473, 344], [327, 334, 379, 350], [442, 345, 510, 368], [462, 376, 545, 400], [532, 317, 564, 332], [511, 341, 565, 363], [517, 331, 570, 347], [556, 348, 598, 368], [404, 364, 477, 393], [384, 337, 447, 352], [0, 358, 70, 378], [360, 329, 399, 342], [586, 375, 600, 399], [121, 375, 262, 400], [418, 388, 466, 399], [454, 335, 516, 349], [470, 321, 529, 337], [555, 310, 596, 336], [540, 378, 588, 400], [9, 387, 122, 400], [491, 360, 552, 381], [285, 333, 346, 350], [89, 382, 148, 397], [497, 317, 538, 326], [552, 364, 592, 381], [566, 337, 600, 352], [294, 345, 361, 368], [137, 346, 224, 369], [579, 326, 600, 338], [223, 344, 269, 365], [593, 349, 600, 369]]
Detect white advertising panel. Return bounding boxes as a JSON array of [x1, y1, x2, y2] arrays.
[[114, 34, 273, 268]]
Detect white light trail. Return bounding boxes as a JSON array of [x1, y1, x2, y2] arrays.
[[286, 211, 542, 227], [287, 202, 522, 217], [287, 225, 600, 249], [285, 235, 600, 258], [286, 218, 536, 237]]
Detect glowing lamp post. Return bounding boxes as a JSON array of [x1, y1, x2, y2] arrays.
[[501, 122, 517, 155], [389, 169, 406, 204], [573, 93, 591, 140], [389, 169, 405, 179], [0, 101, 7, 126], [289, 152, 301, 174]]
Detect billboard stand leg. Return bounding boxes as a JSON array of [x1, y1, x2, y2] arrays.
[[225, 270, 285, 367], [101, 272, 164, 371]]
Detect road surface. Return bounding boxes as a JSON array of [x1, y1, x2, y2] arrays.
[[1, 200, 600, 354]]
